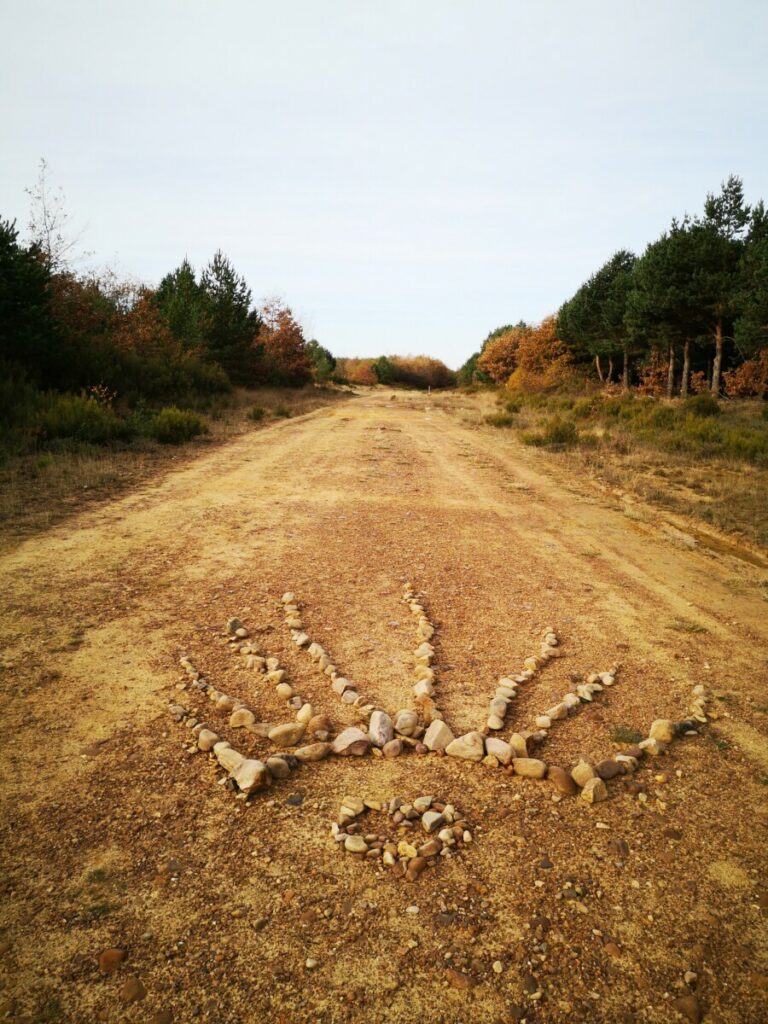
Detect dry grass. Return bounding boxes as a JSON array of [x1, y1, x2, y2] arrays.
[[442, 389, 768, 550], [0, 385, 350, 549]]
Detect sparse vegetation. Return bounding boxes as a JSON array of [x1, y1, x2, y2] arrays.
[[609, 725, 644, 744], [148, 407, 209, 445]]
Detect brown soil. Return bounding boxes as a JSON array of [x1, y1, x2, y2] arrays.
[[1, 390, 767, 1024]]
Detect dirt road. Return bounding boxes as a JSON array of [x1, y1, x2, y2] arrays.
[[1, 390, 767, 1024]]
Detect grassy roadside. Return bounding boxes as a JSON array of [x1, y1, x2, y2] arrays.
[[0, 385, 351, 548], [444, 388, 768, 550]]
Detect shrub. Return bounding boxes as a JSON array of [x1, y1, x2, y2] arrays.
[[522, 416, 579, 448], [685, 393, 721, 417], [37, 392, 134, 445], [485, 413, 516, 428], [504, 399, 521, 414], [248, 405, 266, 422], [149, 407, 209, 444], [274, 404, 292, 418]]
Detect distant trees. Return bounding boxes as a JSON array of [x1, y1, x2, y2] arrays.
[[469, 176, 766, 399], [337, 355, 456, 389]]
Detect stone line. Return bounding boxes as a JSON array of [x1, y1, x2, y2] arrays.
[[481, 625, 563, 734], [169, 606, 710, 808], [520, 664, 621, 751], [331, 795, 474, 882]]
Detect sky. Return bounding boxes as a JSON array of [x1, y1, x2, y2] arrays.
[[2, 1, 767, 368]]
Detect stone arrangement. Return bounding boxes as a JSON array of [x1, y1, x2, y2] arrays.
[[331, 795, 474, 882], [169, 587, 711, 813]]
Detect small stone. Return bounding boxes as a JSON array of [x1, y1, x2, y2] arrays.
[[266, 756, 292, 779], [197, 729, 219, 752], [268, 722, 306, 747], [394, 709, 420, 736], [487, 714, 505, 730], [509, 733, 528, 757], [639, 737, 665, 756], [120, 976, 146, 1004], [492, 960, 504, 974], [405, 856, 428, 882], [332, 728, 371, 757], [512, 758, 547, 779], [368, 709, 394, 747], [344, 835, 368, 853], [229, 708, 256, 729], [233, 759, 269, 793], [580, 777, 608, 804], [275, 682, 293, 700], [672, 994, 702, 1023], [226, 617, 244, 635], [534, 715, 552, 730], [547, 765, 577, 795], [422, 810, 445, 833], [98, 948, 125, 974], [485, 737, 514, 766], [595, 759, 624, 781], [382, 738, 403, 758], [423, 720, 454, 751], [398, 841, 418, 859], [446, 968, 476, 990], [294, 742, 332, 763], [571, 759, 596, 787], [445, 731, 485, 761], [305, 958, 319, 970], [649, 719, 675, 744]]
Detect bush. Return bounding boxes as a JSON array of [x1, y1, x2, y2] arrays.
[[504, 399, 521, 414], [485, 413, 516, 428], [37, 392, 134, 445], [685, 393, 721, 417], [522, 416, 579, 448], [149, 407, 209, 444], [274, 405, 292, 418], [248, 405, 266, 422]]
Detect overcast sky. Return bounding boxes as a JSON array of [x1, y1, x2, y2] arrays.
[[2, 1, 767, 368]]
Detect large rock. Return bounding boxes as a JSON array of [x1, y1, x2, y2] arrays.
[[268, 722, 306, 747], [485, 737, 513, 767], [423, 720, 454, 751], [368, 710, 394, 747], [233, 759, 269, 793], [445, 731, 485, 762], [394, 709, 419, 736], [332, 727, 371, 757], [512, 758, 547, 779]]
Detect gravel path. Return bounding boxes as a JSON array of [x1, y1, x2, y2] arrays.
[[1, 390, 766, 1024]]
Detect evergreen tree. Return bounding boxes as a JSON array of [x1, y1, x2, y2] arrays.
[[306, 339, 336, 382], [735, 201, 768, 354], [155, 259, 210, 351], [200, 250, 262, 383], [558, 251, 636, 387], [0, 219, 55, 384]]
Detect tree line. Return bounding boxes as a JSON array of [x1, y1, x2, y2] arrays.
[[460, 176, 768, 399]]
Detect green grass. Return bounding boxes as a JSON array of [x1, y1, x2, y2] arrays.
[[609, 725, 644, 745]]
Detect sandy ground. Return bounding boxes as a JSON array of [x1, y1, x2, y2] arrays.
[[1, 389, 767, 1024]]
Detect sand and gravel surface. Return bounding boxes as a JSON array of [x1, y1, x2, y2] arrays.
[[1, 389, 767, 1024]]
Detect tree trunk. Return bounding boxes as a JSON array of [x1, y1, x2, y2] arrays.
[[666, 342, 675, 398], [711, 318, 723, 394], [680, 339, 691, 397], [622, 346, 629, 391], [594, 353, 605, 384], [607, 356, 614, 382]]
